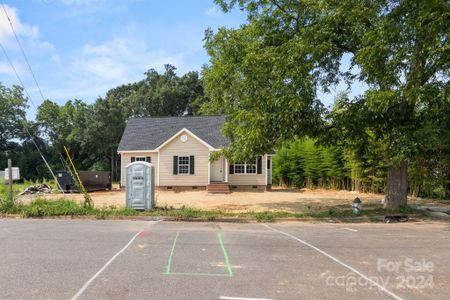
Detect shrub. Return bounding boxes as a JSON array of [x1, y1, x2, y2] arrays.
[[19, 198, 89, 217], [254, 211, 274, 222]]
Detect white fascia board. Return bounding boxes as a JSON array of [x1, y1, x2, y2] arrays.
[[118, 150, 158, 154]]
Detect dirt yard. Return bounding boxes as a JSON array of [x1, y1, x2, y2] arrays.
[[20, 187, 449, 213]]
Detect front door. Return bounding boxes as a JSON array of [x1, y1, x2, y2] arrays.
[[210, 156, 224, 182]]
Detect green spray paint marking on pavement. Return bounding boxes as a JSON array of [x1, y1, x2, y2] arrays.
[[165, 272, 232, 277], [163, 231, 233, 277], [217, 232, 233, 277], [164, 231, 179, 274]]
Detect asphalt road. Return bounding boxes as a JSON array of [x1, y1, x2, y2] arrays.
[[0, 219, 449, 300]]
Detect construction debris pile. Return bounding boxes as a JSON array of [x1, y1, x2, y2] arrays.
[[18, 184, 52, 196]]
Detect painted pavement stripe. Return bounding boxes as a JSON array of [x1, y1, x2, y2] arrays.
[[164, 231, 180, 275], [71, 231, 142, 300], [263, 224, 403, 300], [220, 297, 275, 300], [217, 232, 234, 277], [164, 231, 233, 277]]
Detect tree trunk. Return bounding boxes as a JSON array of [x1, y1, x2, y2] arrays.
[[385, 161, 408, 208]]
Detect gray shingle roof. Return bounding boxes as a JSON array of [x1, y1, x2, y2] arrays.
[[117, 115, 229, 151]]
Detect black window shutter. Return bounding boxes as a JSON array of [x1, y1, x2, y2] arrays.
[[131, 156, 135, 163], [229, 163, 234, 174], [257, 156, 262, 174], [267, 158, 271, 169], [190, 156, 195, 174], [146, 156, 151, 163], [173, 156, 178, 175]]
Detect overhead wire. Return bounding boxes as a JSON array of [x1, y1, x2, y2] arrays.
[[0, 4, 64, 194], [1, 1, 46, 102]]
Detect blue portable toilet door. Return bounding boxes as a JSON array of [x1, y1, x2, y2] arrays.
[[130, 168, 145, 209], [127, 163, 149, 209]]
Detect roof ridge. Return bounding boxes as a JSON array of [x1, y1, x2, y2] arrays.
[[118, 114, 229, 151], [127, 115, 225, 121]]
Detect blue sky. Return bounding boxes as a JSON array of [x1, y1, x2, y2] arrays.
[[0, 0, 246, 115], [1, 0, 365, 118]]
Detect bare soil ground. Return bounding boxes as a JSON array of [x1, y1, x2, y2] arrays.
[[18, 186, 450, 213]]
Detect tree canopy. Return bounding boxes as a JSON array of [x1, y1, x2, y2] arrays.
[[1, 65, 208, 182], [203, 0, 449, 206], [0, 84, 27, 146]]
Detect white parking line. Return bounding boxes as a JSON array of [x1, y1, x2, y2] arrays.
[[220, 297, 275, 300], [263, 224, 403, 300], [344, 228, 358, 232], [71, 231, 142, 300]]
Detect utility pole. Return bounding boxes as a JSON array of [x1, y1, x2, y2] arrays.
[[8, 159, 13, 203]]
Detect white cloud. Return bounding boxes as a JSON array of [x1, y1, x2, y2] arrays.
[[0, 4, 40, 44], [0, 60, 25, 76], [50, 54, 61, 63], [54, 0, 126, 15], [82, 38, 130, 57], [57, 0, 106, 7], [205, 6, 222, 18], [74, 38, 186, 82]]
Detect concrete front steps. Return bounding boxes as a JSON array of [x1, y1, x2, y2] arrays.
[[207, 182, 230, 194]]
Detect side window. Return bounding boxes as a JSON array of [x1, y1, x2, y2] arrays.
[[232, 159, 257, 174], [178, 156, 190, 174], [246, 161, 257, 174], [234, 163, 246, 174]]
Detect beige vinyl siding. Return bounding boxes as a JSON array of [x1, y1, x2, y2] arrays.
[[228, 155, 267, 186], [120, 152, 158, 187], [159, 132, 209, 186]]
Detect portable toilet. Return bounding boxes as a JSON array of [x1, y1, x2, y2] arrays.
[[125, 161, 154, 210]]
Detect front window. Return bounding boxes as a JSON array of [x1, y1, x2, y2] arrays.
[[135, 157, 147, 162], [178, 156, 190, 174], [246, 163, 257, 174], [234, 160, 257, 174]]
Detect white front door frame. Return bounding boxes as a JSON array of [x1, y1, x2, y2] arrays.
[[207, 153, 211, 184], [210, 155, 224, 182], [225, 158, 229, 183]]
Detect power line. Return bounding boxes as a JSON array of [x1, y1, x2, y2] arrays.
[[1, 1, 46, 103], [0, 42, 35, 109], [0, 39, 64, 194]]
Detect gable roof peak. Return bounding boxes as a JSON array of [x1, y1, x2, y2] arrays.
[[118, 115, 229, 151]]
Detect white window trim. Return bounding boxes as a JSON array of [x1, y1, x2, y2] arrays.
[[178, 156, 190, 175], [232, 159, 257, 175]]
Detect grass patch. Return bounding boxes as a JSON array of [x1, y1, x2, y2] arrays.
[[0, 198, 426, 221]]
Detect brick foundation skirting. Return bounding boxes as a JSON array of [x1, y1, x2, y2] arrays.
[[156, 186, 207, 192], [121, 185, 271, 192], [229, 185, 269, 191]]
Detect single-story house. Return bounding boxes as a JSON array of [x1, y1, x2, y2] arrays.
[[117, 115, 273, 192]]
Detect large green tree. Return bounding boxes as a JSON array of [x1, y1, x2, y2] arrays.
[[0, 84, 28, 173], [82, 94, 127, 181], [204, 0, 449, 207], [123, 64, 208, 117], [0, 84, 27, 147], [33, 65, 209, 181], [36, 99, 94, 170]]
